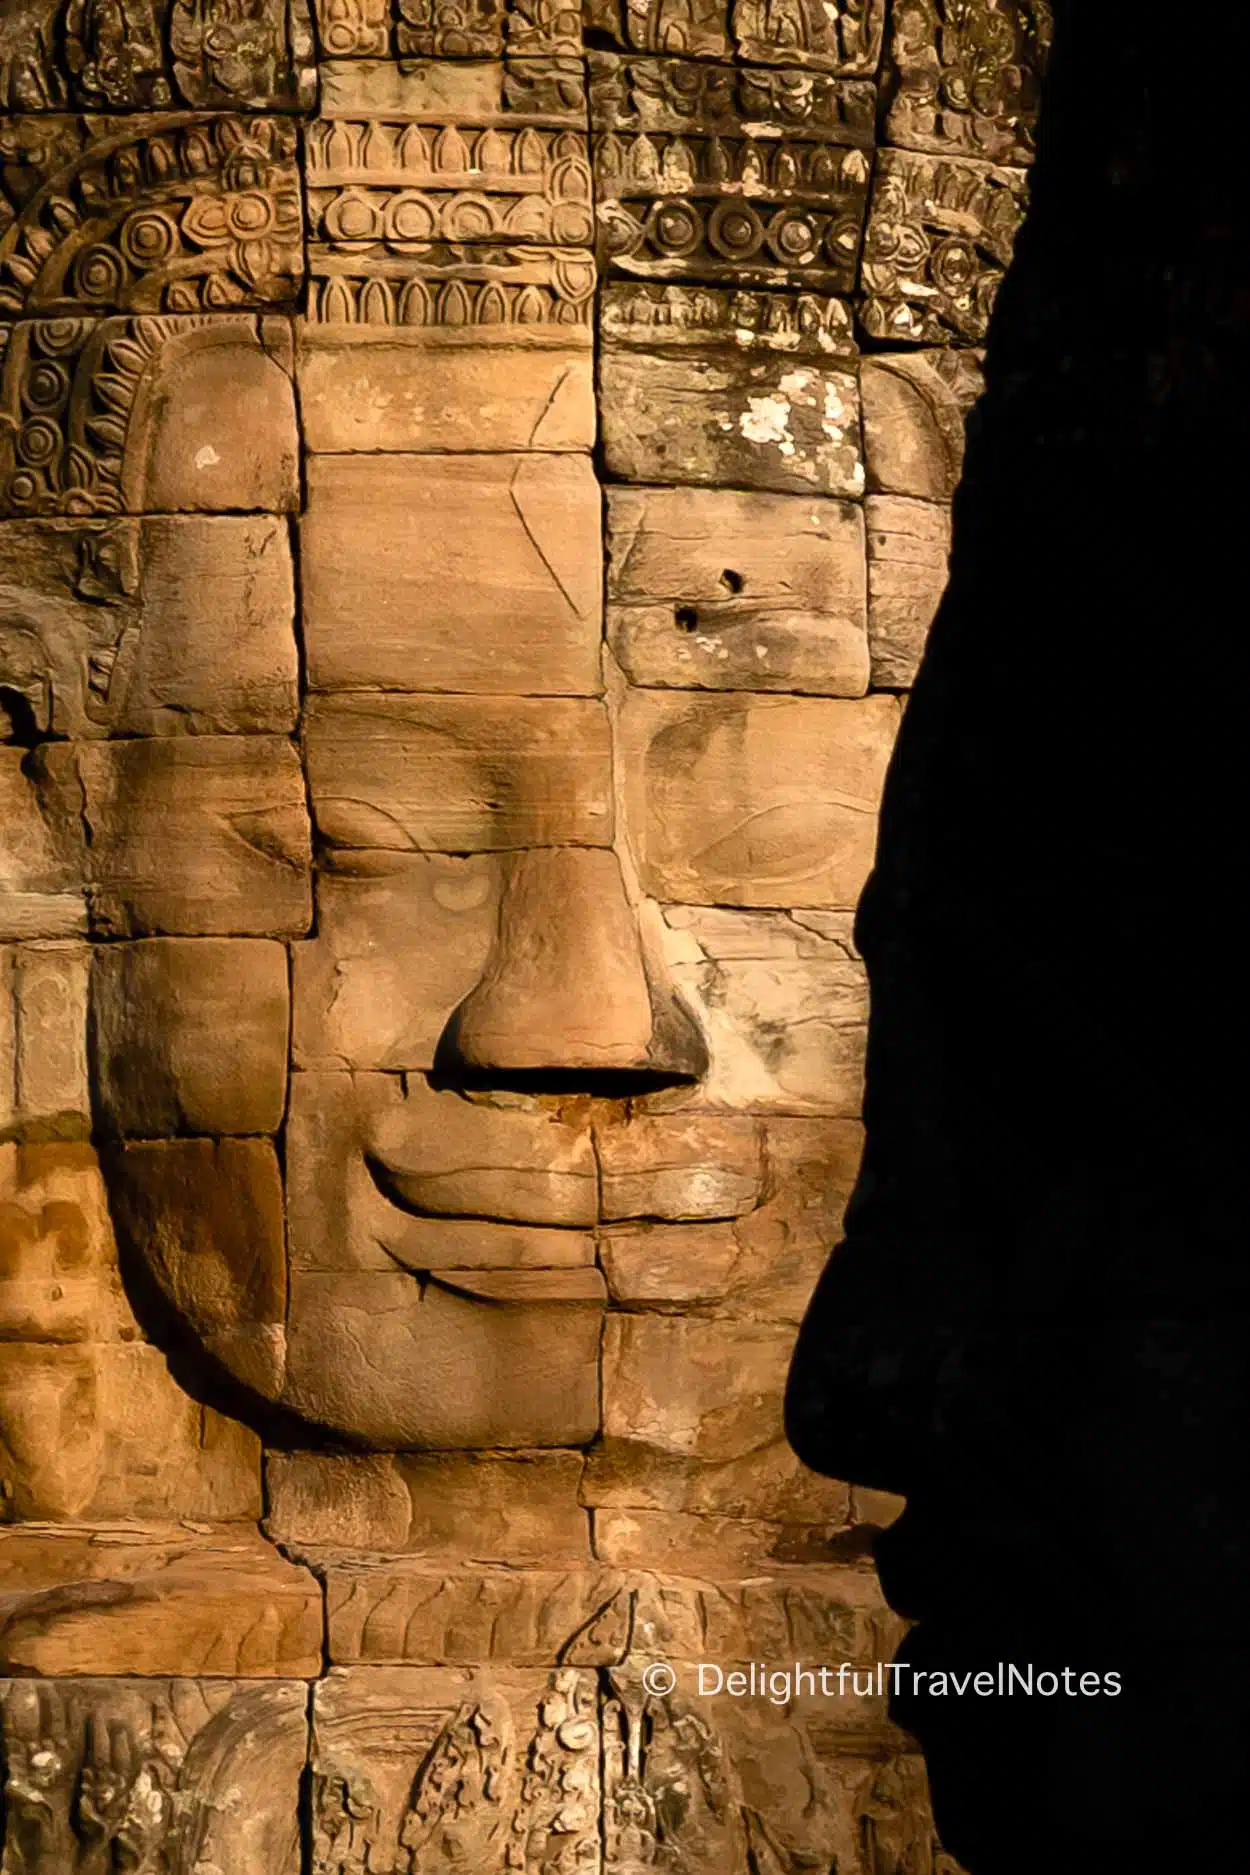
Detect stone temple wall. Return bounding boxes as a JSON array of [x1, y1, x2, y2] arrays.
[[0, 4, 1046, 1869]]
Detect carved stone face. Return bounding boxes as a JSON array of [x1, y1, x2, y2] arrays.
[[0, 32, 989, 1459]]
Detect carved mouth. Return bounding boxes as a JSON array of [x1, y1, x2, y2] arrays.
[[365, 1153, 596, 1229]]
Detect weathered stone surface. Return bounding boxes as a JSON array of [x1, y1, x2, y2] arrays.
[[584, 0, 886, 73], [592, 1506, 854, 1572], [0, 316, 300, 517], [0, 1142, 130, 1348], [0, 944, 89, 1140], [283, 1265, 605, 1447], [103, 1139, 286, 1402], [0, 748, 85, 942], [76, 738, 313, 938], [599, 1116, 863, 1318], [267, 1452, 589, 1563], [317, 1558, 897, 1668], [294, 856, 502, 1072], [0, 1677, 307, 1874], [307, 54, 595, 326], [1, 1140, 262, 1522], [312, 1665, 601, 1874], [0, 114, 303, 320], [90, 939, 290, 1137], [606, 487, 869, 694], [1, 516, 298, 737], [442, 848, 702, 1078], [861, 348, 984, 500], [884, 0, 1052, 165], [366, 1073, 598, 1227], [297, 330, 596, 451], [867, 494, 952, 688], [591, 55, 874, 294], [303, 454, 602, 695], [658, 906, 869, 1113], [860, 148, 1027, 344], [0, 2, 315, 110], [306, 694, 613, 851], [286, 1070, 598, 1276], [592, 1312, 849, 1521], [0, 1336, 262, 1522], [596, 1112, 764, 1222], [0, 1523, 322, 1677], [600, 349, 864, 495], [621, 692, 900, 908], [602, 279, 858, 358]]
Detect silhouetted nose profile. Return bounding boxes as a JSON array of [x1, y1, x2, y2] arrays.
[[434, 846, 707, 1094]]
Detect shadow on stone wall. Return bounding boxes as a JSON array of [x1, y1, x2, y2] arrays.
[[787, 2, 1250, 1869]]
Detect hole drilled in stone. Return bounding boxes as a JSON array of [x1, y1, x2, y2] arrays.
[[675, 606, 699, 632], [720, 568, 745, 593]]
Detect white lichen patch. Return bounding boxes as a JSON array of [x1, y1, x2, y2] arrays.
[[738, 394, 795, 452]]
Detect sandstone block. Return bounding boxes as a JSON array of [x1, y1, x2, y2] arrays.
[[591, 55, 873, 295], [1, 516, 298, 738], [659, 906, 869, 1113], [0, 943, 88, 1137], [860, 349, 983, 500], [297, 330, 596, 452], [76, 737, 313, 938], [318, 1558, 895, 1669], [606, 487, 869, 694], [0, 1338, 261, 1523], [440, 847, 703, 1079], [294, 855, 502, 1072], [312, 1665, 601, 1873], [0, 1678, 307, 1874], [884, 0, 1049, 165], [866, 494, 952, 688], [0, 1524, 321, 1677], [596, 1112, 764, 1222], [621, 692, 900, 908], [367, 1073, 598, 1227], [591, 1507, 855, 1574], [285, 1070, 597, 1276], [0, 1141, 134, 1348], [103, 1139, 287, 1402], [306, 694, 613, 852], [599, 1116, 862, 1318], [283, 1266, 604, 1448], [601, 350, 864, 495], [583, 0, 886, 73], [593, 1312, 849, 1520], [303, 454, 603, 695], [90, 939, 290, 1137], [0, 747, 85, 941], [860, 148, 1027, 345], [267, 1451, 589, 1565]]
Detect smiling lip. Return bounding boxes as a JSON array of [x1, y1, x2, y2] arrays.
[[366, 1139, 765, 1228]]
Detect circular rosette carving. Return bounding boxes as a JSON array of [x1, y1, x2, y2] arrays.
[[708, 200, 767, 264], [644, 198, 704, 261], [764, 206, 821, 269], [930, 233, 979, 299], [16, 416, 61, 467], [119, 209, 179, 271], [383, 191, 439, 246], [22, 359, 71, 412], [69, 243, 129, 305], [440, 192, 501, 242], [321, 188, 382, 246]]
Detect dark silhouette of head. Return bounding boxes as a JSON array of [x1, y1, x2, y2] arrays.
[[787, 3, 1250, 1868]]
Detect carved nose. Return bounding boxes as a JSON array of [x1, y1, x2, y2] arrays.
[[433, 848, 706, 1093]]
